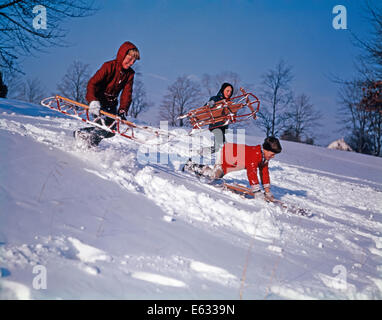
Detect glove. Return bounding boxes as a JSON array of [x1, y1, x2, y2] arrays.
[[89, 101, 101, 116], [118, 109, 127, 120], [264, 191, 275, 202]]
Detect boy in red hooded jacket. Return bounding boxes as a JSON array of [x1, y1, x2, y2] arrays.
[[184, 136, 282, 201], [74, 41, 140, 147]]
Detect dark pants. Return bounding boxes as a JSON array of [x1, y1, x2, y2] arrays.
[[77, 105, 117, 147], [210, 126, 226, 153]]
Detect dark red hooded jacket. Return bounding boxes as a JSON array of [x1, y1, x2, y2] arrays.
[[86, 41, 138, 112]]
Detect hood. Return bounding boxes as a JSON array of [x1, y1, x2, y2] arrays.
[[217, 82, 234, 99], [116, 41, 138, 66]]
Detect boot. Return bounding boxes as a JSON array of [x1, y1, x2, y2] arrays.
[[74, 129, 101, 148]]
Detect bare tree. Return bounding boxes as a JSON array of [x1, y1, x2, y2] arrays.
[[160, 75, 202, 127], [1, 71, 23, 99], [56, 60, 90, 103], [358, 81, 382, 155], [258, 59, 294, 137], [369, 107, 382, 155], [338, 80, 374, 154], [332, 2, 382, 156], [201, 73, 215, 97], [281, 94, 322, 143], [14, 77, 46, 104], [351, 1, 382, 80], [129, 78, 151, 118], [0, 1, 96, 72], [354, 2, 382, 155], [160, 94, 177, 127]]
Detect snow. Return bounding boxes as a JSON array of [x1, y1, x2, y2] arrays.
[[0, 280, 31, 300], [131, 272, 187, 288], [0, 97, 382, 300], [67, 237, 112, 264], [189, 261, 238, 287]]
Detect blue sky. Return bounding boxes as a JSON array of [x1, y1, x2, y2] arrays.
[[20, 0, 376, 145]]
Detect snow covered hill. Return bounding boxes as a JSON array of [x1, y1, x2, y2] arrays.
[[0, 98, 381, 300]]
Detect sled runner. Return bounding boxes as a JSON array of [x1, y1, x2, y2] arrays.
[[41, 95, 171, 144], [223, 183, 313, 217], [181, 161, 312, 218], [178, 88, 260, 131]]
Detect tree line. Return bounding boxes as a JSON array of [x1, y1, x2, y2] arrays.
[[0, 0, 322, 145], [158, 65, 322, 146], [1, 61, 151, 119], [1, 59, 323, 144], [335, 2, 382, 157], [2, 0, 380, 155]]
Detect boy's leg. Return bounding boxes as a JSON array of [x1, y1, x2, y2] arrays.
[[184, 158, 224, 180], [75, 108, 117, 147], [97, 106, 118, 139], [73, 126, 96, 146], [211, 127, 226, 165], [183, 159, 205, 175], [91, 116, 116, 142], [201, 164, 224, 179], [211, 127, 225, 154]]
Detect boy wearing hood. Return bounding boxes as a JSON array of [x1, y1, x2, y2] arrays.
[[74, 41, 140, 147], [206, 82, 234, 155]]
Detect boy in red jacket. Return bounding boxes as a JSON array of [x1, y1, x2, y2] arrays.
[[74, 41, 140, 147], [184, 137, 282, 201]]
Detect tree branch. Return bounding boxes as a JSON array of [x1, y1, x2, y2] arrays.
[[0, 0, 24, 11]]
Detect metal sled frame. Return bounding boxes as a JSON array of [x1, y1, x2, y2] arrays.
[[179, 88, 260, 131], [41, 95, 169, 144], [223, 183, 255, 197], [223, 183, 311, 216]]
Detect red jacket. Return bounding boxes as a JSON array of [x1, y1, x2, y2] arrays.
[[221, 143, 270, 190], [86, 41, 137, 112]]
